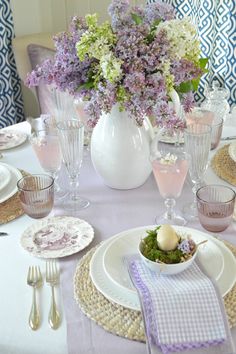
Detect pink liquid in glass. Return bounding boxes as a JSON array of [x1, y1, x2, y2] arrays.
[[152, 159, 188, 199], [32, 136, 62, 174], [197, 212, 232, 232], [186, 110, 214, 126]]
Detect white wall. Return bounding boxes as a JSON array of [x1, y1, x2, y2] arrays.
[[11, 0, 145, 36]]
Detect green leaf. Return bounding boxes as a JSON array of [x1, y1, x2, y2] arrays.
[[199, 58, 208, 70], [131, 13, 143, 25], [191, 78, 200, 92], [152, 19, 161, 27], [176, 81, 193, 94], [78, 80, 94, 90]]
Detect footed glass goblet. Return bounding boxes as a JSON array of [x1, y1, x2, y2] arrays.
[[151, 144, 190, 226], [56, 119, 90, 210], [29, 129, 65, 200], [183, 124, 212, 220]]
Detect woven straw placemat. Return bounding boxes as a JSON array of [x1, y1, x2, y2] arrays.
[[0, 170, 27, 225], [211, 144, 236, 186], [74, 241, 236, 342]]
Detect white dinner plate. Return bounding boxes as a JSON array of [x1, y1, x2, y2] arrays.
[[103, 227, 224, 295], [228, 142, 236, 162], [90, 225, 236, 311], [0, 164, 11, 192], [0, 129, 27, 150], [20, 216, 94, 258], [0, 162, 22, 203]]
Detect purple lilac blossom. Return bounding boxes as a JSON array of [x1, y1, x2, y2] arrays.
[[178, 238, 196, 254], [182, 92, 195, 113], [144, 1, 175, 24], [25, 0, 204, 130]]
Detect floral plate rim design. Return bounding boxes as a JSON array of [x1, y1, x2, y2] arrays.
[[0, 129, 28, 150], [20, 216, 94, 258]]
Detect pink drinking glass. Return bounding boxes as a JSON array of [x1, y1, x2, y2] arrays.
[[17, 174, 54, 219], [196, 185, 235, 232], [151, 147, 190, 225], [29, 130, 64, 199]]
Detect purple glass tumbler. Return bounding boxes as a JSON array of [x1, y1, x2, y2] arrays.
[[196, 185, 235, 232], [17, 174, 54, 219]]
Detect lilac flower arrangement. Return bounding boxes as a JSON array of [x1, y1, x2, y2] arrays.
[[26, 0, 207, 129]]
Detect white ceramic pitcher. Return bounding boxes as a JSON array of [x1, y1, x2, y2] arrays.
[[90, 90, 180, 190]]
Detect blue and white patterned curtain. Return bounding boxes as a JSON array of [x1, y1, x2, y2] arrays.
[[148, 0, 236, 108], [0, 0, 24, 128]]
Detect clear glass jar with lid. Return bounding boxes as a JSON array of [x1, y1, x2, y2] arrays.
[[201, 81, 230, 121]]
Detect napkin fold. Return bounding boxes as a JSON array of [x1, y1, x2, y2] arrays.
[[127, 256, 235, 354]]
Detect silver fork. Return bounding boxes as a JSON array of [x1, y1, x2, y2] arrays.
[[27, 266, 43, 330], [46, 260, 60, 329]]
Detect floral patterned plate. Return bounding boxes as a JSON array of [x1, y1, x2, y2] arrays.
[[20, 216, 94, 258], [0, 129, 28, 150]]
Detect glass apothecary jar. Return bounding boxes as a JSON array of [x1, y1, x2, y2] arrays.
[[201, 82, 230, 121]]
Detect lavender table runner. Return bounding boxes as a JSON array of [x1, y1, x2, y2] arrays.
[[58, 156, 236, 354]]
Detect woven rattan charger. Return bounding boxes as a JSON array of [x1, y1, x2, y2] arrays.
[[74, 241, 236, 342], [211, 144, 236, 186], [0, 170, 28, 225]]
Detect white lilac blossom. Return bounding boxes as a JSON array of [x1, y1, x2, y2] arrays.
[[25, 0, 207, 129]]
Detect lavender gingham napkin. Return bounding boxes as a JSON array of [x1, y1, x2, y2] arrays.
[[127, 255, 235, 354]]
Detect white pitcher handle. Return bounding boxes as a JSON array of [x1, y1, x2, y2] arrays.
[[143, 116, 155, 140], [169, 89, 181, 116], [150, 127, 166, 161]]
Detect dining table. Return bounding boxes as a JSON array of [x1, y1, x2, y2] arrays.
[[0, 118, 236, 354]]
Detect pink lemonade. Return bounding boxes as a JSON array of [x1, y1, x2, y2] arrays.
[[185, 110, 214, 126], [32, 135, 62, 174], [152, 159, 189, 199]]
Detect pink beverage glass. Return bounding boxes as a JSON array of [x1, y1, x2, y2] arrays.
[[73, 99, 92, 149], [196, 185, 236, 232], [211, 117, 224, 150], [30, 130, 62, 175], [152, 150, 189, 226], [17, 174, 54, 219], [186, 108, 214, 126]]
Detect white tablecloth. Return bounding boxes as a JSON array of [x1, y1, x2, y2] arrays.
[[0, 121, 236, 354]]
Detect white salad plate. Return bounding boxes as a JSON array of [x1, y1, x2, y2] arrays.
[[20, 216, 94, 258], [103, 226, 224, 294], [0, 129, 27, 150], [0, 162, 22, 203], [90, 225, 236, 311], [0, 164, 11, 192]]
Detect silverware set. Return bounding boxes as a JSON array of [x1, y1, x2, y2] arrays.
[[27, 260, 60, 330]]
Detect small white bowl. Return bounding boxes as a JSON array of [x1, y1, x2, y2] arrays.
[[139, 241, 198, 275]]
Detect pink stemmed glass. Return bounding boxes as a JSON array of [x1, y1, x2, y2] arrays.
[[29, 129, 63, 199], [17, 174, 54, 219], [151, 146, 190, 225]]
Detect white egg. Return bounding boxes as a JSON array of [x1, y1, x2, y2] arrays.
[[157, 225, 179, 251]]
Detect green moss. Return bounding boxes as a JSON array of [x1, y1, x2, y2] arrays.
[[141, 227, 183, 264]]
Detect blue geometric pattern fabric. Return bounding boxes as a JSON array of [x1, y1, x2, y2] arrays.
[[0, 0, 24, 128], [148, 0, 236, 108]]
